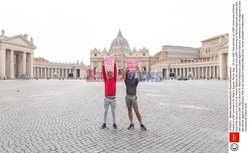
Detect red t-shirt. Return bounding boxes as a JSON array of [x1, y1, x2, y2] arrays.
[[102, 64, 117, 97]]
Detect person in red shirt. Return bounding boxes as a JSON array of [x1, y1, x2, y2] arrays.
[[101, 57, 117, 129]]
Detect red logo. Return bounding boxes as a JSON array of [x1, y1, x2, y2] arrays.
[[229, 132, 240, 142]]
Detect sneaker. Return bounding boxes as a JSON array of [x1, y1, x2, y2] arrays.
[[113, 124, 117, 129], [101, 123, 106, 129], [127, 123, 134, 130], [140, 124, 147, 131]]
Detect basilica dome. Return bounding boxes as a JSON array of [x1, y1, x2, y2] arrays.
[[110, 30, 130, 52]]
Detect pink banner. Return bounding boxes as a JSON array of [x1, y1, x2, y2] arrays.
[[104, 55, 115, 71], [125, 59, 138, 71]]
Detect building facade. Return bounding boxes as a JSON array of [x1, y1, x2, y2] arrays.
[[1, 30, 228, 80], [0, 30, 36, 79], [90, 30, 150, 74], [151, 34, 228, 79], [0, 30, 88, 80], [90, 30, 228, 80], [33, 57, 88, 79]]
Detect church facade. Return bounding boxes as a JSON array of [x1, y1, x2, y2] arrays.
[[90, 30, 228, 80], [90, 30, 150, 75]]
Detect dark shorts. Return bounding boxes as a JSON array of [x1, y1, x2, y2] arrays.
[[125, 95, 138, 108]]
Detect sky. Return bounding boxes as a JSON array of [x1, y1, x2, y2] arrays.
[[0, 0, 231, 65]]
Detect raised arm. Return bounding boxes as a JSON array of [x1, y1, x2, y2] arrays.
[[136, 66, 142, 81], [122, 67, 128, 81], [122, 60, 127, 81], [102, 59, 107, 81], [114, 56, 117, 81]]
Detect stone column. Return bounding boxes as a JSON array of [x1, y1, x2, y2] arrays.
[[193, 67, 195, 79], [166, 68, 169, 79], [192, 67, 195, 79], [0, 48, 6, 79], [204, 67, 206, 79], [43, 68, 45, 78], [80, 69, 83, 78], [38, 67, 40, 78], [40, 67, 42, 78], [195, 67, 197, 79], [37, 67, 40, 78], [217, 66, 219, 79], [21, 52, 26, 75], [62, 68, 64, 78], [61, 68, 63, 78], [205, 67, 207, 79], [196, 67, 198, 79], [219, 53, 227, 79], [47, 68, 50, 78], [45, 68, 48, 79], [210, 66, 212, 79], [26, 53, 33, 78], [36, 67, 38, 78], [8, 50, 14, 78], [57, 68, 59, 78], [44, 68, 46, 78], [201, 67, 203, 79], [74, 68, 77, 79], [33, 67, 35, 77], [192, 67, 194, 79], [213, 66, 216, 79], [208, 66, 210, 79], [66, 69, 68, 79], [41, 67, 44, 79], [197, 67, 199, 78], [51, 68, 54, 78], [50, 68, 52, 78], [37, 67, 39, 78]]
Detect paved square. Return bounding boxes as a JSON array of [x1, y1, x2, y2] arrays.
[[0, 80, 228, 153]]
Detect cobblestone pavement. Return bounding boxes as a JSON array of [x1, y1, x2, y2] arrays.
[[0, 80, 228, 153]]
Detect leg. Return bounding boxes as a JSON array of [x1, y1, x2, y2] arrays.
[[131, 96, 142, 125], [110, 100, 116, 124], [103, 101, 109, 124], [126, 96, 133, 124], [127, 106, 133, 124], [133, 107, 142, 125]]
